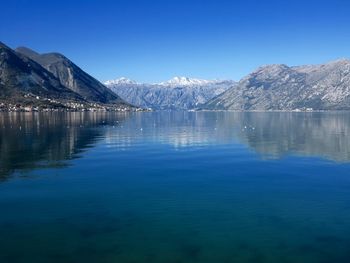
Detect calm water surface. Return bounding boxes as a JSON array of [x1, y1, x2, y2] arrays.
[[1, 111, 350, 263]]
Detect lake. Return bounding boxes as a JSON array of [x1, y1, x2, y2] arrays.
[[1, 111, 350, 263]]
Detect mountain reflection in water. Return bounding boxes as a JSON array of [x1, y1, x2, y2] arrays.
[[0, 112, 128, 179], [105, 111, 350, 162], [1, 111, 350, 263], [1, 111, 350, 180]]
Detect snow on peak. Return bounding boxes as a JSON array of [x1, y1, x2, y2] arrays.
[[104, 77, 137, 86], [105, 76, 234, 87], [159, 77, 216, 86]]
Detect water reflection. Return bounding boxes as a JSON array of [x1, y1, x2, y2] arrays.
[[1, 111, 350, 180], [1, 111, 350, 263], [0, 112, 128, 179], [107, 111, 350, 161], [229, 112, 350, 161]]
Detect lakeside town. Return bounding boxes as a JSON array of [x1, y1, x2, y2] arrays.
[[0, 94, 146, 112]]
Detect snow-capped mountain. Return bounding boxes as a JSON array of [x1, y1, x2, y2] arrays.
[[105, 77, 236, 110], [104, 77, 138, 86], [158, 77, 219, 87], [203, 59, 350, 110]]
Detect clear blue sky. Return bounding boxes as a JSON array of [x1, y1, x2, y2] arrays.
[[1, 0, 350, 83]]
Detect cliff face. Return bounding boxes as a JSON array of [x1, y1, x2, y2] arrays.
[[16, 47, 125, 104], [0, 42, 82, 103]]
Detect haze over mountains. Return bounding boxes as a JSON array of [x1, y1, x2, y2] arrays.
[[105, 77, 236, 110], [0, 42, 131, 110]]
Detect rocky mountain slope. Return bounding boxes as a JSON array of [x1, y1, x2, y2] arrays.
[[16, 47, 124, 104], [0, 41, 132, 110], [0, 42, 83, 106], [105, 77, 236, 110], [203, 59, 350, 110]]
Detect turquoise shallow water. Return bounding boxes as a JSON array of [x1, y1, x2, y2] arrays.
[[1, 111, 350, 263]]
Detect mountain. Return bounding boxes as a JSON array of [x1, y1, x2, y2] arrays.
[[105, 77, 138, 86], [203, 59, 350, 110], [0, 41, 83, 106], [105, 77, 236, 110], [15, 46, 125, 104], [159, 76, 218, 87]]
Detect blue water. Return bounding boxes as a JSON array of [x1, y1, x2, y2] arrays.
[[1, 111, 350, 262]]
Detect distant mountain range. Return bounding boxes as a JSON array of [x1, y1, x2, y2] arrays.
[[0, 41, 131, 110], [2, 40, 350, 111], [105, 77, 236, 110], [203, 59, 350, 110], [106, 59, 350, 111]]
